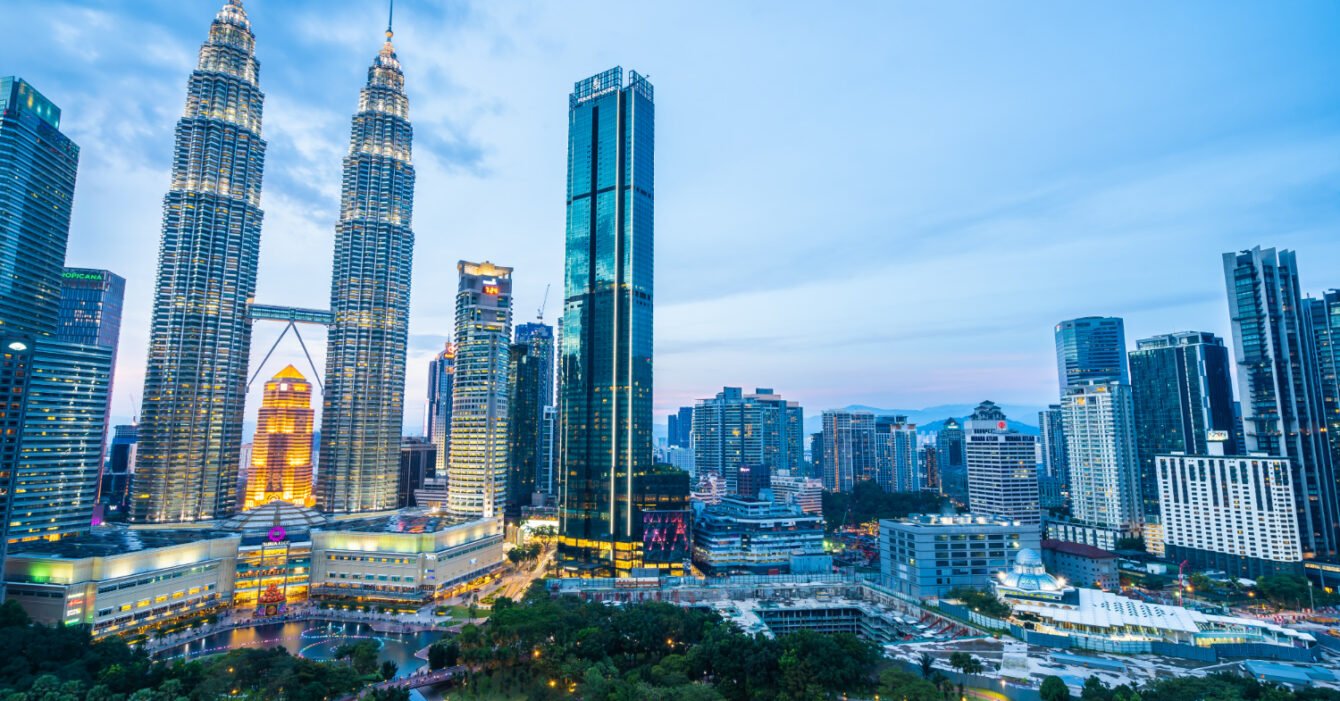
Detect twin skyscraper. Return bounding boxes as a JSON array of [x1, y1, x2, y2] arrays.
[[132, 0, 417, 522]]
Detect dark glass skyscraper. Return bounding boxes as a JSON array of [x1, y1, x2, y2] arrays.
[[508, 322, 553, 520], [426, 343, 456, 479], [318, 22, 415, 515], [0, 77, 78, 339], [1054, 317, 1128, 392], [668, 406, 693, 448], [1128, 331, 1237, 516], [133, 1, 266, 523], [1037, 405, 1068, 507], [558, 67, 655, 576], [1224, 247, 1337, 557]]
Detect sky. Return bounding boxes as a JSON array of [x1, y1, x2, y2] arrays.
[[4, 0, 1340, 436]]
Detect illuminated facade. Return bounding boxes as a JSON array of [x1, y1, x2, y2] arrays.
[[448, 261, 513, 519], [134, 0, 267, 523], [245, 365, 314, 510], [318, 19, 416, 515], [1058, 382, 1142, 549], [558, 68, 656, 576]]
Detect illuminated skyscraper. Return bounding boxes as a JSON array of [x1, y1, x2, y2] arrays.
[[447, 261, 512, 519], [245, 365, 314, 510], [558, 67, 656, 576], [133, 0, 266, 523], [317, 18, 415, 515], [426, 343, 455, 479]]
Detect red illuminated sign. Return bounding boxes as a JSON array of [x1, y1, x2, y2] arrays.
[[483, 285, 500, 295]]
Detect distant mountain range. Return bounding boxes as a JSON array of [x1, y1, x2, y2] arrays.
[[801, 404, 1044, 436]]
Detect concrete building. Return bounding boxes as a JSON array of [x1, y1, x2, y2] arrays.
[[692, 387, 803, 494], [875, 415, 918, 492], [1057, 382, 1142, 549], [770, 471, 823, 515], [965, 402, 1040, 524], [692, 497, 824, 575], [821, 410, 876, 492], [1157, 448, 1302, 578], [879, 513, 1040, 599], [1041, 539, 1119, 590]]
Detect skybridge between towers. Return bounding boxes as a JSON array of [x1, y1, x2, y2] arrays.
[[247, 303, 334, 392]]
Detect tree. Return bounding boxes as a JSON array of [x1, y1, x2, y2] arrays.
[[428, 640, 459, 670], [335, 640, 380, 676], [1081, 676, 1112, 701], [379, 659, 398, 681], [879, 668, 940, 701], [1041, 675, 1072, 701], [948, 651, 979, 674], [919, 652, 935, 678]]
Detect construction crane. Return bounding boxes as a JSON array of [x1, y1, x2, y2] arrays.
[[537, 283, 550, 321]]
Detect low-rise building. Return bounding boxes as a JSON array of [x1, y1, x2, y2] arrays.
[[692, 497, 823, 575], [770, 471, 823, 515], [879, 513, 1040, 599], [1041, 539, 1118, 590]]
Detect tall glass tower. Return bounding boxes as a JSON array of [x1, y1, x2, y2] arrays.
[[558, 67, 655, 576], [448, 262, 512, 520], [1054, 317, 1128, 392], [426, 343, 456, 478], [1307, 290, 1340, 487], [132, 0, 266, 523], [1224, 247, 1337, 558], [508, 322, 553, 519], [317, 21, 415, 515]]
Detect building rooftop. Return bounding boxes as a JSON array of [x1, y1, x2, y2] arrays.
[[1042, 539, 1118, 560], [326, 510, 473, 534], [7, 525, 236, 560]]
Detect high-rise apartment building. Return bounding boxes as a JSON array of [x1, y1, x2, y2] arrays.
[[1055, 317, 1128, 392], [317, 22, 416, 515], [1306, 290, 1340, 484], [426, 343, 455, 480], [447, 261, 512, 520], [1128, 331, 1237, 516], [557, 68, 656, 576], [1037, 405, 1067, 508], [134, 2, 266, 523], [965, 402, 1039, 524], [820, 410, 876, 492], [244, 366, 314, 510], [874, 415, 918, 492], [1058, 382, 1142, 549], [1225, 247, 1337, 558], [692, 387, 802, 493]]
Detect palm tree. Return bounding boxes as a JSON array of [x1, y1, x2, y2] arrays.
[[919, 652, 935, 678]]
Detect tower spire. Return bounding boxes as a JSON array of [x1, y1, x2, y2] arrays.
[[386, 0, 394, 41]]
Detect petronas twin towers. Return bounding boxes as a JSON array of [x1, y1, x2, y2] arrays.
[[131, 0, 415, 522]]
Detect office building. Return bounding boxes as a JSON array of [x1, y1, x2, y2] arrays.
[[98, 424, 138, 520], [668, 406, 693, 448], [965, 402, 1040, 524], [539, 406, 558, 498], [397, 437, 436, 508], [317, 21, 416, 515], [1129, 331, 1237, 517], [1057, 382, 1142, 549], [426, 343, 456, 478], [0, 77, 79, 339], [936, 418, 967, 502], [692, 387, 803, 493], [634, 466, 692, 575], [1224, 247, 1337, 557], [820, 410, 876, 492], [1055, 317, 1128, 392], [446, 261, 512, 519], [0, 334, 34, 591], [134, 2, 266, 523], [57, 267, 124, 476], [557, 68, 656, 577], [737, 463, 771, 499], [1037, 405, 1067, 508], [1157, 446, 1302, 578], [9, 341, 113, 543], [809, 432, 823, 480], [508, 322, 552, 520], [243, 366, 314, 510], [1040, 540, 1119, 591], [1307, 291, 1340, 482], [874, 415, 918, 492], [879, 513, 1040, 599], [692, 497, 824, 575]]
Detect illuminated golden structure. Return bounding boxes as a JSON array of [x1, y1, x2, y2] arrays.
[[245, 365, 314, 509]]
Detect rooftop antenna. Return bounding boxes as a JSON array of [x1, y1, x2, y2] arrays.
[[537, 283, 551, 321], [386, 0, 394, 41]]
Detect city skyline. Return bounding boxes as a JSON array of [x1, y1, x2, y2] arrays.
[[5, 1, 1340, 434]]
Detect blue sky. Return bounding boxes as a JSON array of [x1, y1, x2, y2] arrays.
[[5, 0, 1340, 433]]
